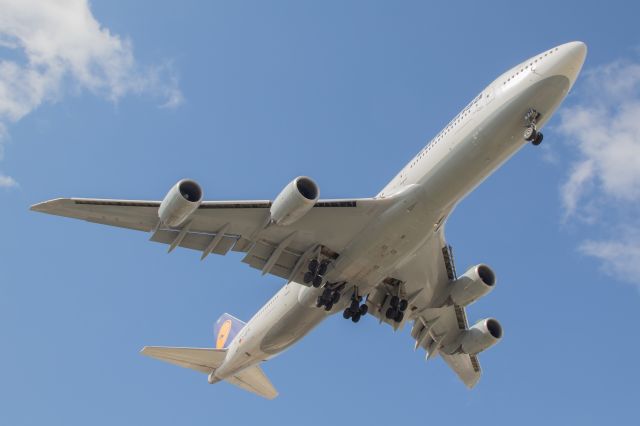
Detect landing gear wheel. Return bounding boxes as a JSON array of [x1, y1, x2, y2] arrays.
[[394, 310, 404, 323], [316, 296, 324, 308], [312, 276, 323, 288], [359, 304, 368, 316], [308, 259, 319, 274], [532, 132, 544, 146], [524, 125, 537, 142], [343, 308, 352, 319], [318, 262, 328, 276], [332, 292, 341, 304], [386, 307, 397, 320], [398, 299, 408, 312], [303, 272, 313, 284], [351, 313, 361, 323], [324, 302, 333, 312]]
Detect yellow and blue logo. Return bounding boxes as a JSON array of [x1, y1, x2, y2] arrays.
[[216, 319, 233, 349], [214, 313, 245, 349]]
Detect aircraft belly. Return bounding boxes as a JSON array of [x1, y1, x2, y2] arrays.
[[328, 187, 436, 289], [259, 294, 327, 355]]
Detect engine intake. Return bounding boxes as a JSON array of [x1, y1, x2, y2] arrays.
[[449, 264, 496, 306], [270, 176, 319, 226], [460, 318, 503, 355], [158, 179, 203, 227]]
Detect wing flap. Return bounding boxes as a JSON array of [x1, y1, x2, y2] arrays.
[[441, 353, 482, 388], [150, 229, 238, 255]]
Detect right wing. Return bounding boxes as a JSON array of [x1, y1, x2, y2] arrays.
[[365, 231, 483, 388], [31, 197, 390, 283], [440, 351, 482, 388]]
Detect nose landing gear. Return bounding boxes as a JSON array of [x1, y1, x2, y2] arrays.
[[524, 108, 544, 146]]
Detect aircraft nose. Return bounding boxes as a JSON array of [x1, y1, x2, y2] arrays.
[[545, 41, 587, 89]]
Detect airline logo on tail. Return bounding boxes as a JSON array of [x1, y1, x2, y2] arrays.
[[214, 313, 246, 349], [216, 320, 233, 349]]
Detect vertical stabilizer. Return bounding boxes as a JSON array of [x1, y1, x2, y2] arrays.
[[214, 313, 246, 349]]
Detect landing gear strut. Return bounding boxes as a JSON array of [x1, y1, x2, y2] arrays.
[[342, 290, 368, 323], [524, 108, 543, 146]]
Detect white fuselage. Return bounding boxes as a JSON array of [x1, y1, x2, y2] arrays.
[[214, 41, 586, 380]]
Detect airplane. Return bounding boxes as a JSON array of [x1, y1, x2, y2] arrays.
[[31, 41, 587, 399]]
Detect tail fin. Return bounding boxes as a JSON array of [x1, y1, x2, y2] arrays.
[[214, 313, 246, 349]]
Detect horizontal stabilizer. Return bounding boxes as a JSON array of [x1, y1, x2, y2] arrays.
[[228, 364, 279, 400], [141, 346, 227, 373], [141, 346, 278, 399]]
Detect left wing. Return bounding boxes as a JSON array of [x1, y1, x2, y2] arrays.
[[31, 197, 390, 283], [365, 230, 482, 388]]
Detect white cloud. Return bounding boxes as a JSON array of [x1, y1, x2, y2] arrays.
[[558, 59, 640, 288], [0, 0, 183, 185], [0, 173, 17, 188], [580, 237, 640, 284]]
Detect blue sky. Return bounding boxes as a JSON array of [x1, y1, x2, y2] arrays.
[[2, 1, 639, 424]]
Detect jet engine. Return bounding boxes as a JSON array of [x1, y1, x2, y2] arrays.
[[460, 318, 503, 355], [449, 264, 496, 306], [270, 176, 319, 226], [158, 179, 203, 227]]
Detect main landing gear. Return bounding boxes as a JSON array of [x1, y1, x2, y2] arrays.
[[524, 108, 544, 146], [385, 295, 408, 323], [316, 286, 341, 312], [303, 258, 330, 288], [342, 292, 368, 323]]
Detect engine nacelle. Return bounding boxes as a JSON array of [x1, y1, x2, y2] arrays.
[[158, 179, 203, 227], [270, 176, 319, 226], [449, 264, 496, 306], [460, 318, 503, 355]]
